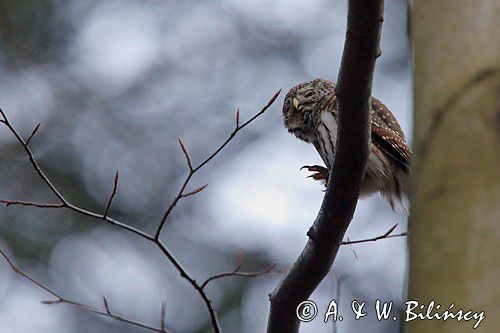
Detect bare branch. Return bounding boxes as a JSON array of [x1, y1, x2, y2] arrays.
[[1, 250, 61, 299], [25, 123, 41, 146], [0, 251, 169, 333], [0, 110, 221, 332], [103, 296, 111, 315], [154, 90, 281, 240], [267, 2, 384, 332], [0, 200, 64, 208], [103, 171, 119, 218], [181, 184, 208, 198], [0, 91, 281, 333], [234, 252, 244, 271], [235, 109, 240, 129], [178, 138, 193, 171], [193, 89, 281, 174], [341, 224, 408, 245], [201, 254, 283, 289], [41, 299, 64, 305], [0, 109, 68, 205], [160, 302, 166, 333]]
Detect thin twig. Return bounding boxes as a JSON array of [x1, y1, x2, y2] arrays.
[[160, 302, 166, 333], [154, 90, 281, 240], [25, 123, 41, 146], [0, 109, 221, 331], [341, 223, 408, 245], [103, 171, 119, 218], [0, 200, 64, 208], [103, 296, 111, 315], [0, 251, 169, 333], [201, 254, 283, 289], [0, 109, 68, 205], [180, 184, 208, 198], [178, 138, 193, 171], [0, 93, 281, 332]]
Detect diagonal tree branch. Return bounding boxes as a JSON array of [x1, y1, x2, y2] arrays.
[[341, 223, 408, 245], [103, 170, 119, 218], [154, 89, 281, 240], [0, 109, 221, 330], [267, 1, 385, 332], [201, 254, 284, 290], [0, 251, 171, 333], [25, 122, 41, 146], [0, 91, 281, 333], [0, 200, 65, 208]]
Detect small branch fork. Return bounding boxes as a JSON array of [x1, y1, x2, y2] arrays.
[[340, 223, 408, 245], [0, 92, 279, 333], [201, 253, 285, 290], [0, 250, 170, 333], [0, 89, 406, 332], [154, 90, 281, 240]]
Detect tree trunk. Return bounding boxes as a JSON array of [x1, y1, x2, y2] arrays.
[[408, 1, 499, 332]]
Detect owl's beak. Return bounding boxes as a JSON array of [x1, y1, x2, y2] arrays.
[[292, 97, 302, 111]]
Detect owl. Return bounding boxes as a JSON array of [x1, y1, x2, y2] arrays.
[[282, 78, 411, 210]]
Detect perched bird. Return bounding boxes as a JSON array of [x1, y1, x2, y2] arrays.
[[282, 78, 411, 211]]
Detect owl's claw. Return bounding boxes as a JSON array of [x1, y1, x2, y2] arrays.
[[301, 165, 329, 183]]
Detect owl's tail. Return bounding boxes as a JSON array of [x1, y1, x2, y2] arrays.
[[384, 168, 410, 214]]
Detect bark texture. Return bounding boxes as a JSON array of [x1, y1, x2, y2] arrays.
[[267, 1, 384, 331], [409, 1, 500, 332]]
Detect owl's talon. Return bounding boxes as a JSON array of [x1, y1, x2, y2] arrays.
[[300, 165, 328, 173], [301, 165, 329, 182]]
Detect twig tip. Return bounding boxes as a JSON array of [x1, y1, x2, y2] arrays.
[[103, 296, 111, 314], [267, 89, 282, 107], [181, 184, 208, 198]]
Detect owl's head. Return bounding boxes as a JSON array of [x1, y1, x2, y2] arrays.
[[282, 78, 336, 142]]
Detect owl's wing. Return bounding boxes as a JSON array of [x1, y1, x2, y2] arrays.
[[370, 98, 412, 171]]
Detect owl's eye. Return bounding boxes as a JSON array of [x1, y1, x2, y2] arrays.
[[304, 91, 315, 98]]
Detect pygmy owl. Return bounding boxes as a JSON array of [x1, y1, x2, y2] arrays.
[[282, 78, 411, 210]]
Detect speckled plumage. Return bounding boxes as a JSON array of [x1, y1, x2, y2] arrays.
[[283, 78, 411, 210]]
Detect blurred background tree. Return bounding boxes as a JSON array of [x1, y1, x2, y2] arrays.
[[409, 1, 499, 332]]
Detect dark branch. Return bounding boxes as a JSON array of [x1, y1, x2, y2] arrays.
[[103, 170, 119, 218], [341, 224, 408, 245], [181, 184, 208, 198], [0, 251, 170, 333], [160, 302, 166, 332], [0, 200, 64, 208], [0, 109, 68, 205], [103, 296, 111, 315], [0, 109, 222, 332], [178, 138, 193, 171], [201, 254, 283, 289], [25, 123, 41, 146], [0, 91, 281, 333], [267, 2, 384, 332], [154, 90, 281, 240]]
